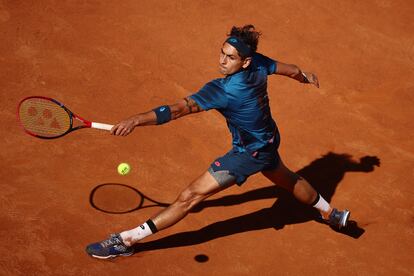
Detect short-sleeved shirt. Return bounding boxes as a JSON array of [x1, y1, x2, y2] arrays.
[[190, 52, 279, 153]]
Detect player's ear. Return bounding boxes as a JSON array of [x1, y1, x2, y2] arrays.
[[242, 57, 252, 69]]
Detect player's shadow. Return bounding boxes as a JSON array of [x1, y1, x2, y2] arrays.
[[134, 152, 380, 253]]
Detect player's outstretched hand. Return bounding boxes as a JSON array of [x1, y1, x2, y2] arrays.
[[304, 72, 320, 88], [111, 119, 136, 136]]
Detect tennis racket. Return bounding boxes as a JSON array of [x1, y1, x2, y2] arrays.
[[17, 96, 114, 139]]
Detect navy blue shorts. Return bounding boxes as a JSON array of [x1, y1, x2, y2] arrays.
[[209, 141, 281, 186]]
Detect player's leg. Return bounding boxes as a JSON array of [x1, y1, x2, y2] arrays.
[[148, 170, 234, 232], [118, 170, 233, 247], [262, 159, 321, 207], [86, 170, 236, 259], [262, 158, 350, 228]]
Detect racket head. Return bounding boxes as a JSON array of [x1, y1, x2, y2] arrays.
[[17, 96, 73, 139]]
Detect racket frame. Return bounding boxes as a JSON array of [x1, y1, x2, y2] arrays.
[[17, 96, 113, 139]]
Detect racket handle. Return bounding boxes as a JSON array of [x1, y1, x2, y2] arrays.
[[91, 122, 114, 131]]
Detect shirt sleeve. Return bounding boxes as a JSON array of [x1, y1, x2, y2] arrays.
[[253, 53, 278, 75], [190, 79, 228, 111]]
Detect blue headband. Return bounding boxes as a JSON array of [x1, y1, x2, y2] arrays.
[[225, 36, 253, 57]]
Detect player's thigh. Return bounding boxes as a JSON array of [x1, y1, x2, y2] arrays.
[[180, 170, 235, 203], [261, 159, 299, 191]]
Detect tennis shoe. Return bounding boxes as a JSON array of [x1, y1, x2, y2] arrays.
[[327, 208, 350, 229], [86, 233, 133, 259]]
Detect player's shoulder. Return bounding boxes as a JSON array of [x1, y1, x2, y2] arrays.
[[253, 52, 268, 59], [200, 77, 228, 94], [252, 52, 277, 74], [207, 77, 226, 88], [252, 52, 275, 65]]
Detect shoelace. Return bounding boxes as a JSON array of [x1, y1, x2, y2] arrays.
[[101, 236, 121, 248]]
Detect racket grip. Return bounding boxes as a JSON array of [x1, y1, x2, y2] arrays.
[[91, 122, 114, 131]]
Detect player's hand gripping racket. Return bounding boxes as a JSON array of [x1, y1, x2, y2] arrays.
[[17, 96, 114, 139]]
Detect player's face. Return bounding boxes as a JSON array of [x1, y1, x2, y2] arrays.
[[219, 42, 251, 76]]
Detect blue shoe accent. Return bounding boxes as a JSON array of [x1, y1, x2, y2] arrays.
[[328, 208, 350, 229], [86, 234, 134, 259]]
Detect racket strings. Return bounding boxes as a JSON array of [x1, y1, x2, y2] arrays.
[[19, 98, 71, 137]]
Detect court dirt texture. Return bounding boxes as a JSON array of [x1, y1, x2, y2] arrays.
[[1, 0, 413, 275]]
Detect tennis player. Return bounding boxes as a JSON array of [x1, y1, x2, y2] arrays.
[[86, 25, 350, 259]]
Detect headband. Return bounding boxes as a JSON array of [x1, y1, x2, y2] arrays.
[[225, 36, 253, 57]]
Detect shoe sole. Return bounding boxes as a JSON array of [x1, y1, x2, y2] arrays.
[[339, 210, 350, 229], [90, 252, 134, 259]]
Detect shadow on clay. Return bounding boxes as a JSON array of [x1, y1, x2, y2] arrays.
[[89, 152, 380, 252]]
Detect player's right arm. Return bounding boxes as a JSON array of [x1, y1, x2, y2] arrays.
[[111, 96, 203, 136], [170, 96, 203, 119]]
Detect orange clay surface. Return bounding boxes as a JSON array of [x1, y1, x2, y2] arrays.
[[1, 1, 414, 275]]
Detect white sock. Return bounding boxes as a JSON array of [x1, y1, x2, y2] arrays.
[[120, 221, 154, 245], [312, 194, 331, 213]]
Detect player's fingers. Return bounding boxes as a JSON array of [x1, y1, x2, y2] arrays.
[[111, 125, 119, 135], [120, 127, 131, 136], [116, 126, 125, 136], [122, 129, 130, 136], [112, 121, 134, 136]]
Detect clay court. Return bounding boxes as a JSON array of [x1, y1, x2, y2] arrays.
[[1, 0, 413, 275]]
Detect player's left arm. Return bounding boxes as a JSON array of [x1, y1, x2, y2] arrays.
[[275, 62, 319, 88]]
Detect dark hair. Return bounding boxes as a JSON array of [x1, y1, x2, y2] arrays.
[[227, 24, 261, 58]]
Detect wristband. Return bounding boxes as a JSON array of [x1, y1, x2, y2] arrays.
[[153, 105, 171, 125]]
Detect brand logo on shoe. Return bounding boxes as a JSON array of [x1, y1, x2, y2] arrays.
[[140, 225, 145, 230], [214, 161, 221, 167], [160, 107, 166, 112]]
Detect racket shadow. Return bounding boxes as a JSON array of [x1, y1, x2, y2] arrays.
[[132, 152, 379, 252], [89, 183, 169, 214]]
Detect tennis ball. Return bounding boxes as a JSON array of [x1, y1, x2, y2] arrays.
[[117, 163, 131, 176]]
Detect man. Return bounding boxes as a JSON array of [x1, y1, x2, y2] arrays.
[[86, 25, 350, 259]]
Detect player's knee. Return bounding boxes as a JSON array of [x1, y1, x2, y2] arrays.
[[175, 188, 203, 211], [276, 171, 302, 191]]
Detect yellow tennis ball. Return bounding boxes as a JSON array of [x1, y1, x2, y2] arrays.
[[117, 163, 131, 176]]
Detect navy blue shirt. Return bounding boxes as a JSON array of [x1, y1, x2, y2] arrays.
[[190, 53, 279, 152]]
